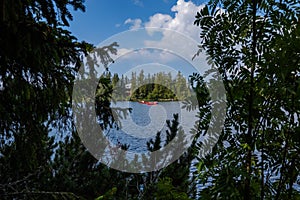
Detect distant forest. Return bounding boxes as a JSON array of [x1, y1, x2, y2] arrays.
[[111, 70, 192, 101]]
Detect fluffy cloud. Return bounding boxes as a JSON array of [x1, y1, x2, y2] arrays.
[[125, 0, 204, 40], [123, 0, 205, 61], [118, 0, 209, 75], [145, 0, 204, 40], [145, 14, 173, 29], [124, 18, 142, 30]]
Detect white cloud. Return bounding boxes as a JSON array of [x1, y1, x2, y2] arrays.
[[145, 14, 172, 28], [144, 0, 204, 40], [116, 0, 211, 76], [123, 0, 205, 61], [124, 18, 142, 30]]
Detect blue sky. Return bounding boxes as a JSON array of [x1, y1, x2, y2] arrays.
[[69, 0, 211, 78], [69, 0, 207, 45]]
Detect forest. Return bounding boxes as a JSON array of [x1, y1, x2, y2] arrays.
[[111, 71, 191, 101], [0, 0, 299, 199]]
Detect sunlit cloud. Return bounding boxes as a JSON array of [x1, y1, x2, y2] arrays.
[[123, 0, 205, 60], [124, 18, 142, 30]]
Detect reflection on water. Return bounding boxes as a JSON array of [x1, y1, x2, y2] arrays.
[[105, 101, 183, 153]]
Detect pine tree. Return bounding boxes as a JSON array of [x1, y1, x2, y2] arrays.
[[135, 114, 196, 199]]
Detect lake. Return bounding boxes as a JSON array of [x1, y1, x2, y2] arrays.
[[106, 101, 197, 153]]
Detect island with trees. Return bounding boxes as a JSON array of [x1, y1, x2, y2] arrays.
[[111, 70, 192, 102]]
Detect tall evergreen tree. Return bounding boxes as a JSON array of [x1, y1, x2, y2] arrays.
[[134, 114, 196, 200], [0, 0, 119, 198]]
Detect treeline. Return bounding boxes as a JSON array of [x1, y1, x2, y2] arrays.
[[111, 70, 192, 101]]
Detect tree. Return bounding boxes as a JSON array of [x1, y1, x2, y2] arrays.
[[132, 114, 197, 200], [130, 72, 137, 100], [155, 177, 191, 200], [0, 0, 87, 197], [0, 0, 119, 198], [50, 132, 130, 199], [193, 0, 300, 199], [175, 71, 188, 100], [0, 0, 90, 136]]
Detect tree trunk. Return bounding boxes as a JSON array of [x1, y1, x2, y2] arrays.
[[245, 0, 258, 199]]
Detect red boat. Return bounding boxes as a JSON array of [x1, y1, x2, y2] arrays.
[[139, 101, 158, 105]]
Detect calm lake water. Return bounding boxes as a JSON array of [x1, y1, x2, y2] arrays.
[[106, 101, 196, 153]]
